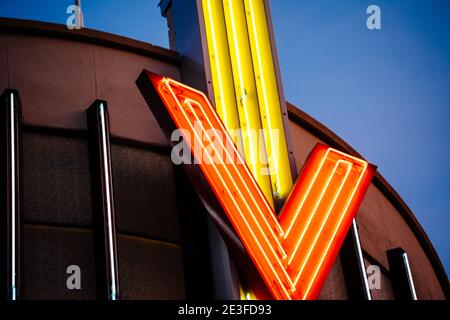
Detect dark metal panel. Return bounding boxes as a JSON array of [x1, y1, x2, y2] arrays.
[[0, 89, 22, 300], [387, 247, 418, 300], [21, 224, 97, 300], [111, 144, 181, 243], [207, 218, 240, 299], [22, 131, 93, 227], [117, 234, 185, 300], [87, 101, 120, 300], [173, 167, 215, 299], [340, 220, 372, 300]]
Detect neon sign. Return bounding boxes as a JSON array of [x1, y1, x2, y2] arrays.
[[137, 71, 376, 300]]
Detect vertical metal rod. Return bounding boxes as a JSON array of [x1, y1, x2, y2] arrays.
[[387, 247, 418, 300], [351, 219, 372, 300], [87, 101, 119, 300], [340, 218, 372, 300], [1, 90, 22, 300], [10, 92, 17, 301], [402, 251, 418, 300], [98, 103, 118, 299]]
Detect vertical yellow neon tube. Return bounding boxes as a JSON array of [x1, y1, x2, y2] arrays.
[[222, 0, 274, 207], [202, 0, 244, 153], [244, 0, 293, 206]]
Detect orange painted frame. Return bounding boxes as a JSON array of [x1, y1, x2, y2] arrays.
[[137, 71, 376, 300]]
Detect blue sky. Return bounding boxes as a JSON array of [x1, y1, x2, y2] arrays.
[[1, 0, 449, 276]]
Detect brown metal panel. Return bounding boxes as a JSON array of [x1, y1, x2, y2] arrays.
[[0, 18, 179, 64], [93, 45, 181, 146], [7, 34, 96, 130], [22, 130, 93, 227], [111, 143, 180, 243], [357, 185, 392, 268], [117, 234, 185, 300], [359, 183, 444, 299], [319, 254, 349, 300], [371, 272, 396, 300], [0, 33, 8, 89], [4, 31, 182, 147], [288, 119, 325, 171], [385, 213, 445, 299], [364, 257, 395, 300], [22, 224, 97, 300]]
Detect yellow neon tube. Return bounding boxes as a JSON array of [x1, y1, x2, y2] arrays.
[[244, 0, 293, 207], [221, 0, 274, 207], [202, 0, 244, 153]]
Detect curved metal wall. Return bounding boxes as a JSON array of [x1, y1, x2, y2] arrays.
[[0, 18, 447, 300]]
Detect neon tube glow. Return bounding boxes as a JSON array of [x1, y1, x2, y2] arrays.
[[202, 0, 294, 208], [143, 72, 376, 300], [221, 0, 274, 207], [202, 0, 243, 153], [243, 0, 293, 204]]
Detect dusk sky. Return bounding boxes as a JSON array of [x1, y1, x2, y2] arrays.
[[0, 0, 448, 275]]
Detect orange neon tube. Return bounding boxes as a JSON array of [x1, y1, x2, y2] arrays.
[[142, 72, 376, 300]]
